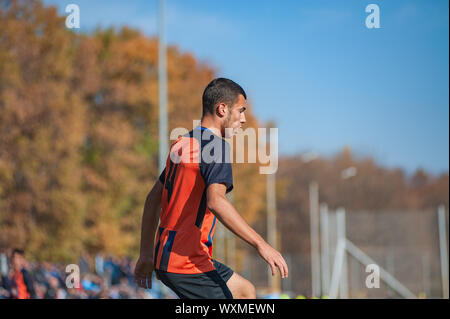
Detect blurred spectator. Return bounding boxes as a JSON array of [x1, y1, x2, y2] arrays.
[[44, 276, 66, 299], [0, 250, 179, 299], [79, 252, 91, 275], [0, 272, 12, 299], [0, 252, 8, 276], [95, 254, 104, 277], [10, 249, 36, 299]]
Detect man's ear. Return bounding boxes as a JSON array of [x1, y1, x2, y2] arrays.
[[216, 103, 227, 118]]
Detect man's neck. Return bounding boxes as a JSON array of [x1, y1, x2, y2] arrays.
[[200, 117, 222, 138]]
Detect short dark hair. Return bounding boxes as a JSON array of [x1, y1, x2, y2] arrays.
[[12, 248, 24, 257], [202, 78, 246, 116]]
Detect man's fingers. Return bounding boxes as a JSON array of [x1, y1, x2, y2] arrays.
[[263, 248, 289, 278], [134, 279, 143, 288], [278, 258, 288, 278], [269, 262, 276, 276], [275, 261, 284, 278], [134, 275, 152, 289], [276, 262, 284, 278], [273, 257, 288, 278], [283, 259, 289, 278], [134, 277, 145, 288], [275, 254, 288, 278]]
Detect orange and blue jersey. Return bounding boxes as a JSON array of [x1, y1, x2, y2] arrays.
[[154, 126, 233, 274], [12, 269, 31, 299]]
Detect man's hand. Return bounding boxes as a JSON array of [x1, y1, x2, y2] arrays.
[[256, 241, 289, 279], [134, 256, 154, 289], [206, 183, 289, 279], [136, 180, 163, 289]]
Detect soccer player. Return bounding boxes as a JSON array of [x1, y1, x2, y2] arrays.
[[134, 78, 288, 299]]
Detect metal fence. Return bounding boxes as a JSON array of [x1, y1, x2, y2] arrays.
[[214, 205, 449, 299], [323, 206, 449, 298]]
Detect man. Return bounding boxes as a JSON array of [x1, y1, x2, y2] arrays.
[[10, 249, 36, 299], [134, 78, 288, 299]]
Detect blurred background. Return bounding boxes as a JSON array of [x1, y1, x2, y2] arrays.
[[0, 0, 448, 299]]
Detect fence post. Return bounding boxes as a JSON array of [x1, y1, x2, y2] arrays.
[[0, 253, 8, 276], [422, 254, 430, 298], [329, 209, 348, 298], [309, 181, 321, 297], [337, 208, 348, 298], [320, 203, 330, 296], [438, 205, 449, 299], [329, 238, 345, 298]]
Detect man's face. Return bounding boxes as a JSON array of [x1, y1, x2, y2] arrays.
[[222, 94, 247, 138], [12, 253, 23, 269]]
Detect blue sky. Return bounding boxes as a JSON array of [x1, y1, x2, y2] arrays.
[[44, 0, 449, 174]]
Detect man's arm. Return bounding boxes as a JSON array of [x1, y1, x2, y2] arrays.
[[134, 179, 163, 289], [207, 183, 288, 278], [22, 269, 36, 299]]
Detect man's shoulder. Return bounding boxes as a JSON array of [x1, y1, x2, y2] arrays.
[[172, 129, 231, 160]]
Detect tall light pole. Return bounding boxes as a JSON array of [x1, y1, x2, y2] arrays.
[[267, 171, 280, 292], [265, 124, 280, 293], [301, 151, 321, 297], [309, 181, 321, 297], [336, 167, 356, 298], [438, 205, 449, 299], [320, 203, 330, 296], [158, 0, 168, 172]]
